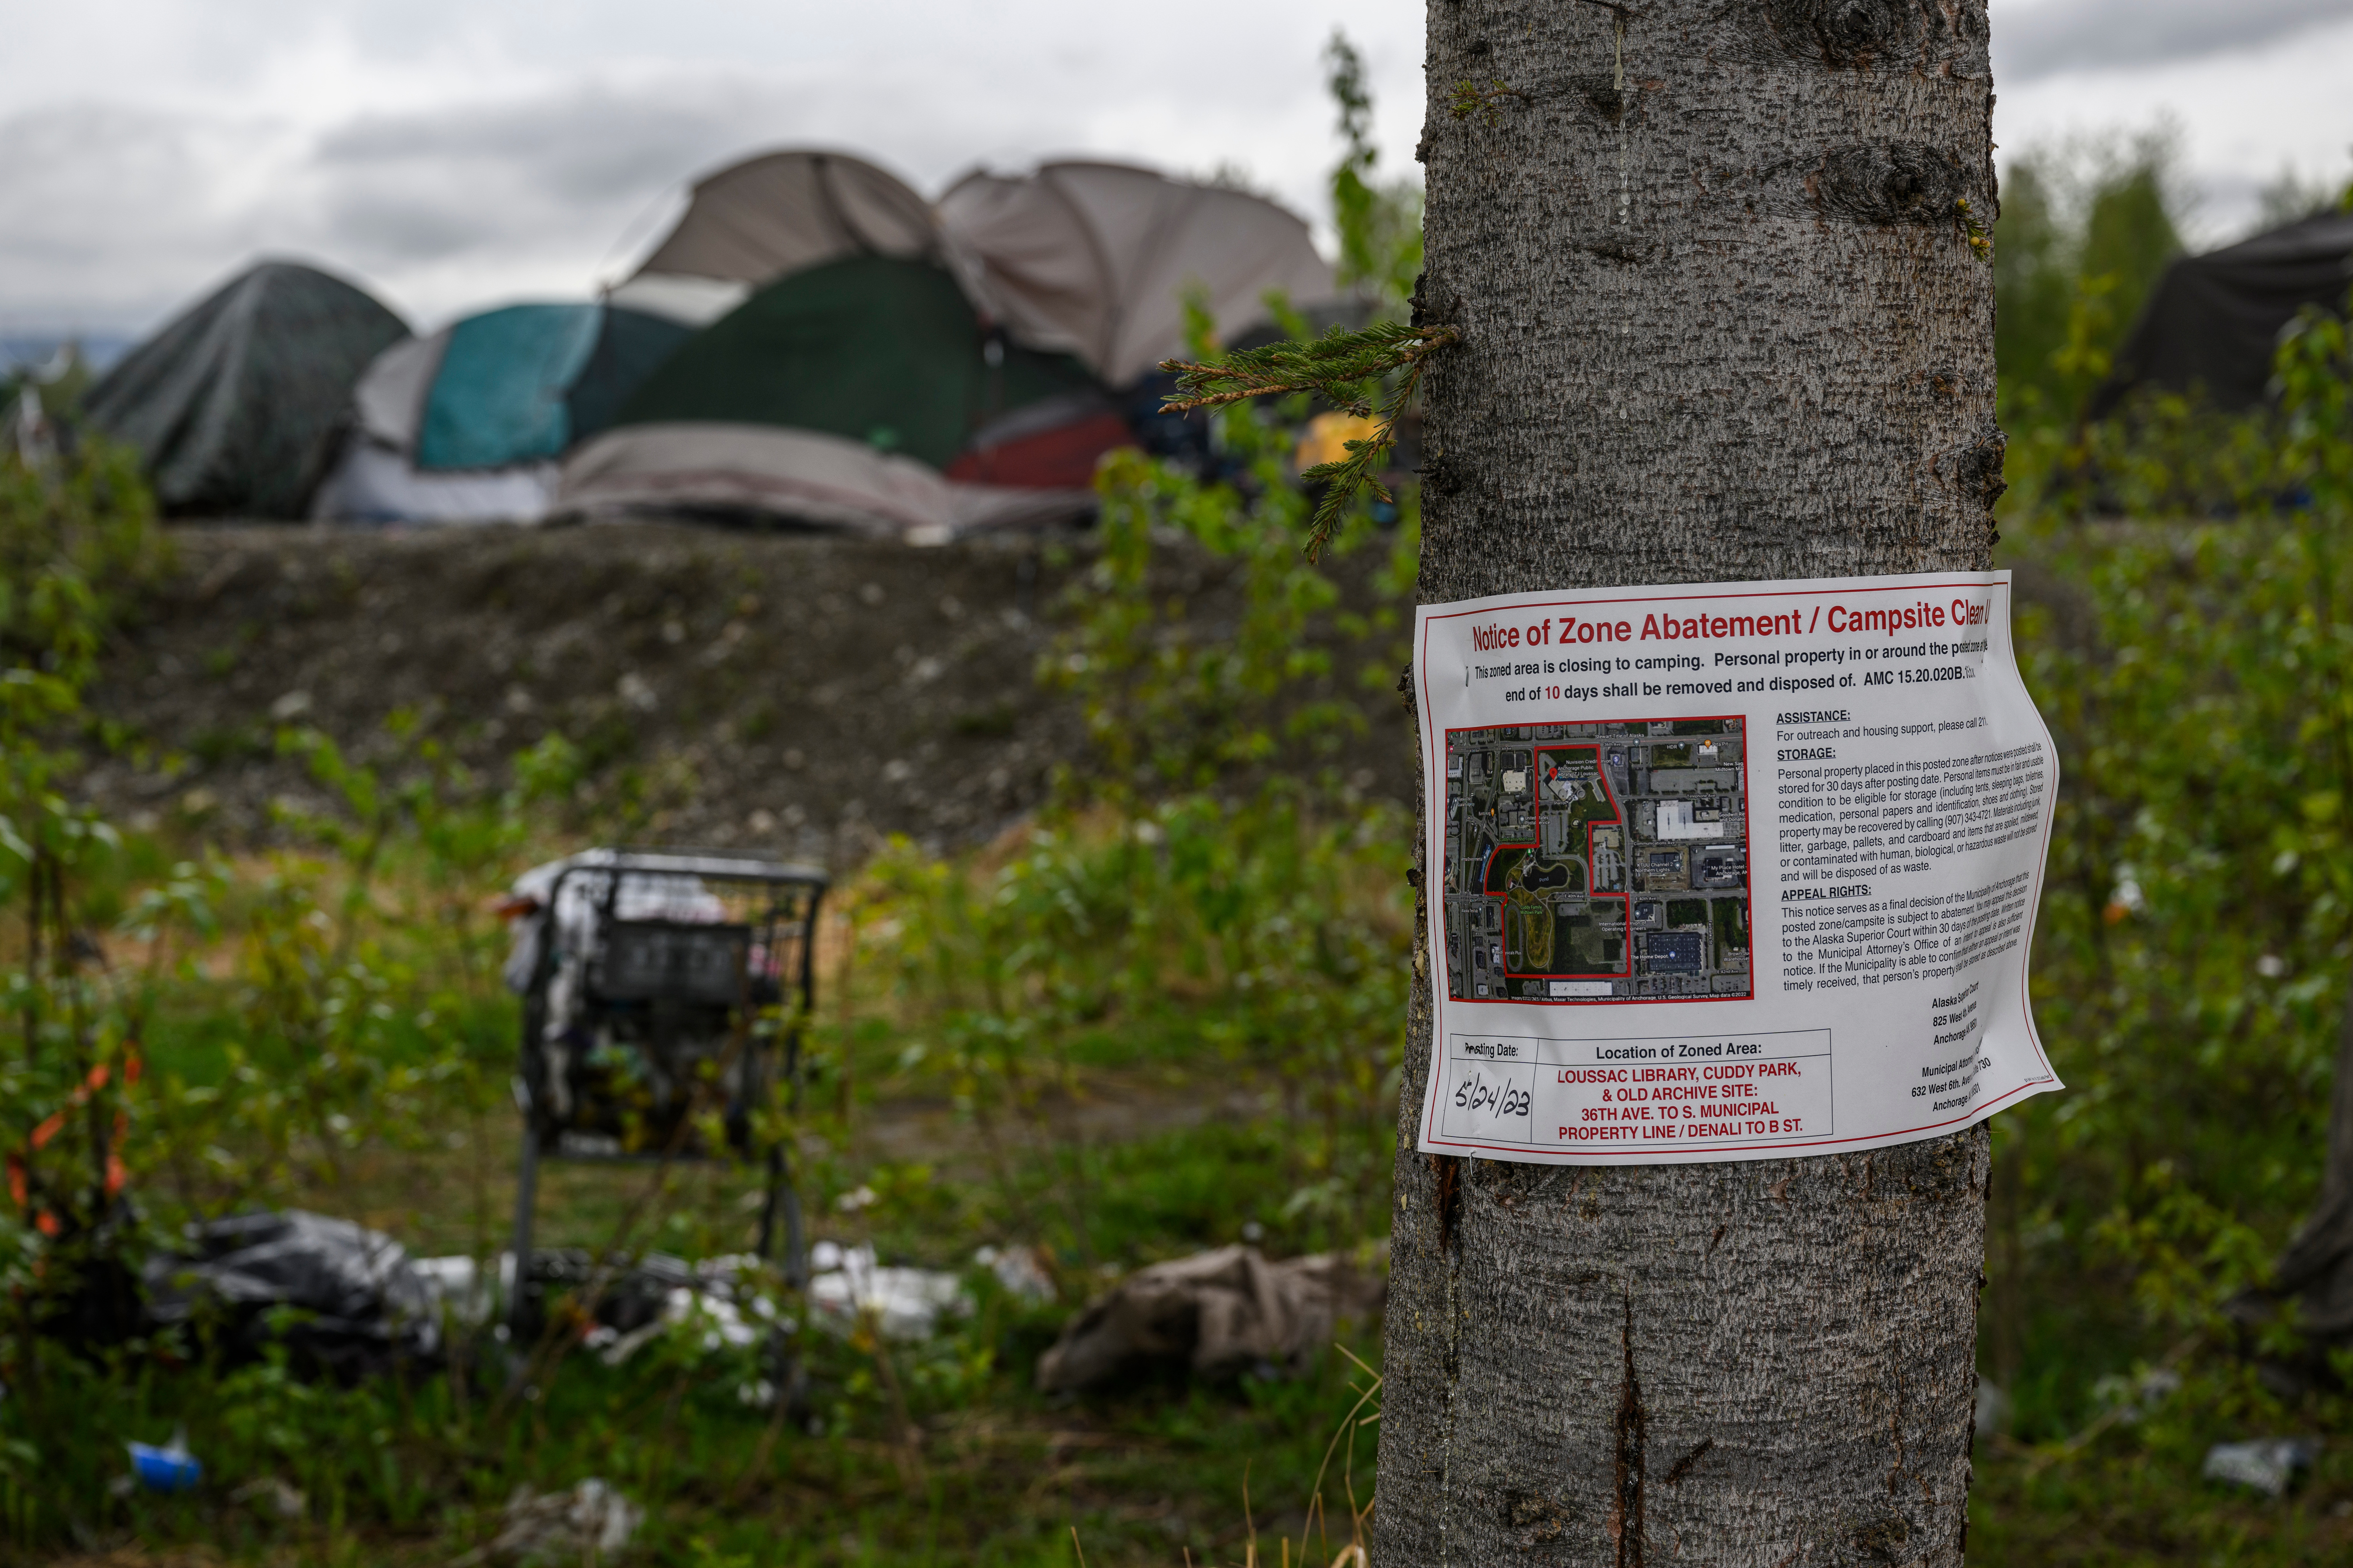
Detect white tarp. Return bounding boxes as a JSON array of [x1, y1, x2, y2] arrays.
[[611, 149, 946, 326], [309, 440, 556, 526], [937, 162, 1338, 386], [554, 422, 1093, 541], [352, 331, 448, 449], [318, 326, 552, 525]]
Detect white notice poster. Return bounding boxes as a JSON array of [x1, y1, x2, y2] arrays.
[[1414, 569, 2063, 1165]]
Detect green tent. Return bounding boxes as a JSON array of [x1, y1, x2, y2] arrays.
[[84, 261, 408, 518], [615, 256, 1094, 470]]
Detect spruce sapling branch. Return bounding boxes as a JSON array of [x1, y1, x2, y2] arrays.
[[1157, 320, 1458, 559]]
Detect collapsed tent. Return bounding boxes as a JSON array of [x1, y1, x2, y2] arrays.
[[84, 261, 408, 519], [558, 423, 1107, 539], [314, 302, 690, 525], [558, 154, 1352, 535], [2095, 209, 2353, 416], [561, 255, 1132, 535], [938, 162, 1338, 386], [1035, 1246, 1385, 1393], [609, 149, 948, 326], [616, 256, 1098, 469]]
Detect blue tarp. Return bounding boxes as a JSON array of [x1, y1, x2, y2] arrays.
[[416, 305, 603, 471]]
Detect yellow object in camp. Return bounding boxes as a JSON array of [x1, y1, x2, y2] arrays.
[[1295, 411, 1379, 475]]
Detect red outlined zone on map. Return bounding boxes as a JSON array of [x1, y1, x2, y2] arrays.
[[1444, 718, 1752, 1007]]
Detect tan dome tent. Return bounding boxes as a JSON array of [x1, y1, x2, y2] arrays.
[[608, 149, 947, 326], [936, 161, 1338, 387]]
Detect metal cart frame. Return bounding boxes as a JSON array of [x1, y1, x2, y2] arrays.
[[506, 849, 827, 1334]]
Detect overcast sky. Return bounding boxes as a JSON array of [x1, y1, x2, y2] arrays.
[[3, 0, 2349, 342]]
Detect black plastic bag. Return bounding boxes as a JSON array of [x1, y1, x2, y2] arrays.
[[144, 1210, 442, 1382]]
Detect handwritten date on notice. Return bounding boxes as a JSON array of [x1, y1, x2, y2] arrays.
[[1438, 1031, 1834, 1152], [1452, 1070, 1534, 1121]]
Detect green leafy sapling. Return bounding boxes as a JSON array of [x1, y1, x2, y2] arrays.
[[1158, 321, 1456, 559], [1158, 29, 1446, 559]]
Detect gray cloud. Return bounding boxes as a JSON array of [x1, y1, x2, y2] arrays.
[[1, 78, 898, 333], [1, 56, 1344, 338], [0, 104, 291, 331], [303, 84, 778, 272], [0, 4, 1412, 338], [316, 87, 749, 203], [1995, 0, 2353, 82]]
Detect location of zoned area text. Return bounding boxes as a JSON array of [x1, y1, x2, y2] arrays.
[[1414, 569, 2064, 1167]]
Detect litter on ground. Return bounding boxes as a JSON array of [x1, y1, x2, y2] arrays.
[[1035, 1245, 1385, 1394], [2202, 1437, 2321, 1497], [458, 1479, 641, 1566], [125, 1434, 202, 1494], [806, 1241, 969, 1340], [974, 1243, 1056, 1302]]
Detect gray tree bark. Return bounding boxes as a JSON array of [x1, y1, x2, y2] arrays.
[[1374, 2, 2003, 1564]]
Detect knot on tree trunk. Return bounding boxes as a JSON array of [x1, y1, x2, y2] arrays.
[[1813, 142, 1970, 228], [1954, 428, 2008, 511], [1767, 0, 1923, 66]]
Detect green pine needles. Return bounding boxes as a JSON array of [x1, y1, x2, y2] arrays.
[[1158, 319, 1458, 559]]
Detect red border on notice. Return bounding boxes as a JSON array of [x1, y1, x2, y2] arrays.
[[1413, 573, 2063, 1163]]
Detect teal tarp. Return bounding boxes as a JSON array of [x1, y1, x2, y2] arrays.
[[417, 305, 602, 471], [414, 303, 694, 471]]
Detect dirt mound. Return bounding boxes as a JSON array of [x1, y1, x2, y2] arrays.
[[82, 521, 1416, 865]]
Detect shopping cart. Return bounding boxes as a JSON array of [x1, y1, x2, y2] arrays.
[[498, 848, 826, 1332]]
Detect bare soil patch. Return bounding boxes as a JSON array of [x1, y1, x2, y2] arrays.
[[83, 521, 1415, 866]]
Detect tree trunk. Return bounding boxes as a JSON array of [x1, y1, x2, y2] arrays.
[[1375, 3, 2002, 1563]]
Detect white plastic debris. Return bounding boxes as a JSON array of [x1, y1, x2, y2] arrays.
[[234, 1476, 308, 1520], [2202, 1438, 2320, 1497], [1973, 1376, 2008, 1440], [806, 1243, 969, 1340], [685, 1289, 763, 1352], [598, 1286, 768, 1366], [2091, 1365, 2181, 1425], [459, 1479, 641, 1566], [414, 1255, 495, 1327], [974, 1244, 1056, 1303]]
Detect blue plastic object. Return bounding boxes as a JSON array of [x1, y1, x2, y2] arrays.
[[127, 1441, 202, 1493]]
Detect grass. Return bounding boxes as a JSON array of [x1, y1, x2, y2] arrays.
[[0, 810, 2337, 1566], [35, 941, 2335, 1567], [42, 1040, 1386, 1565], [1969, 1411, 2353, 1565], [20, 486, 2353, 1562]]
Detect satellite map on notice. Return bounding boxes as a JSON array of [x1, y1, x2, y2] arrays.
[[1441, 718, 1752, 1003]]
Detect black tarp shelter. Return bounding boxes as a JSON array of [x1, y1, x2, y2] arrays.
[[2095, 210, 2353, 417], [84, 261, 408, 518]]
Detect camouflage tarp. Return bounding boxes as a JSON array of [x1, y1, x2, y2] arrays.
[[85, 261, 407, 518]]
